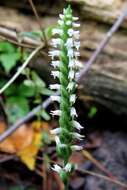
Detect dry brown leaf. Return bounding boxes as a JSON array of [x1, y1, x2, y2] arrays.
[[0, 121, 50, 170]]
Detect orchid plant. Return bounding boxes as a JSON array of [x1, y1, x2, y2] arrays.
[[49, 5, 84, 190]]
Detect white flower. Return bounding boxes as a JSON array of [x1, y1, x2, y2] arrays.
[[50, 84, 61, 90], [72, 17, 79, 21], [71, 145, 83, 151], [73, 31, 80, 39], [67, 82, 76, 92], [73, 120, 84, 130], [51, 95, 60, 102], [50, 128, 61, 135], [65, 38, 73, 49], [67, 29, 74, 37], [51, 38, 62, 48], [58, 20, 64, 26], [52, 164, 62, 173], [64, 163, 72, 172], [71, 107, 78, 118], [49, 50, 60, 59], [69, 69, 75, 80], [59, 14, 64, 19], [50, 110, 61, 116], [51, 71, 60, 79], [74, 51, 80, 57], [55, 136, 67, 148], [51, 60, 60, 68], [69, 59, 75, 68], [72, 132, 84, 140], [73, 23, 80, 27], [74, 41, 80, 50], [70, 94, 76, 104], [75, 60, 82, 68], [52, 28, 63, 35], [68, 49, 74, 58], [66, 20, 72, 26]]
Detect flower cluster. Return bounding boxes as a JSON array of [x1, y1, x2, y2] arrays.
[[49, 5, 84, 187]]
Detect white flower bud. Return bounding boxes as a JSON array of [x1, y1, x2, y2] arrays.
[[70, 94, 76, 104], [73, 120, 84, 130], [50, 110, 61, 116], [72, 132, 85, 140], [51, 60, 60, 68], [51, 95, 60, 102], [52, 28, 63, 35], [71, 145, 83, 151], [50, 128, 61, 135], [50, 84, 61, 90], [52, 164, 62, 173], [71, 107, 78, 118], [49, 50, 60, 59], [73, 23, 80, 27], [51, 71, 60, 79]]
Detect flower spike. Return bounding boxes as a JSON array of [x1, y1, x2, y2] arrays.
[[49, 5, 84, 188]]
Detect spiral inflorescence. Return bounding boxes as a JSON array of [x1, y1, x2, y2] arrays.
[[49, 5, 84, 187]]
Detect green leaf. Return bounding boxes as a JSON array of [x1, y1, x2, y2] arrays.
[[18, 83, 35, 97], [88, 106, 97, 118], [40, 88, 54, 96], [41, 109, 51, 121], [5, 97, 29, 124], [31, 71, 46, 88], [0, 52, 20, 73], [0, 42, 15, 53]]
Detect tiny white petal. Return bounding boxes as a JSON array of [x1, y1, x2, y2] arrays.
[[71, 145, 83, 151], [73, 31, 80, 39], [50, 128, 61, 135], [70, 94, 76, 104], [69, 70, 75, 80], [64, 163, 72, 172], [75, 60, 83, 68], [51, 95, 60, 102], [51, 71, 60, 79], [68, 29, 74, 37], [50, 110, 61, 116], [74, 51, 80, 57], [55, 136, 60, 145], [58, 20, 64, 26], [52, 164, 62, 173], [69, 59, 75, 68], [50, 84, 61, 90], [71, 107, 78, 118], [67, 49, 74, 58], [67, 82, 76, 92], [55, 136, 66, 147], [73, 23, 80, 27], [75, 72, 80, 79], [73, 17, 79, 21], [66, 20, 72, 25], [52, 28, 63, 35], [51, 60, 60, 68], [73, 120, 84, 130], [49, 50, 60, 59], [74, 41, 80, 50], [72, 132, 85, 140], [65, 38, 73, 49], [59, 14, 64, 19], [51, 38, 62, 48]]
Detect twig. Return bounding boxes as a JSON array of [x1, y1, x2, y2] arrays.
[[0, 26, 41, 47], [0, 6, 127, 142], [0, 35, 36, 49], [82, 150, 115, 179], [77, 168, 127, 189], [77, 6, 127, 83], [0, 44, 43, 94], [28, 0, 48, 47]]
